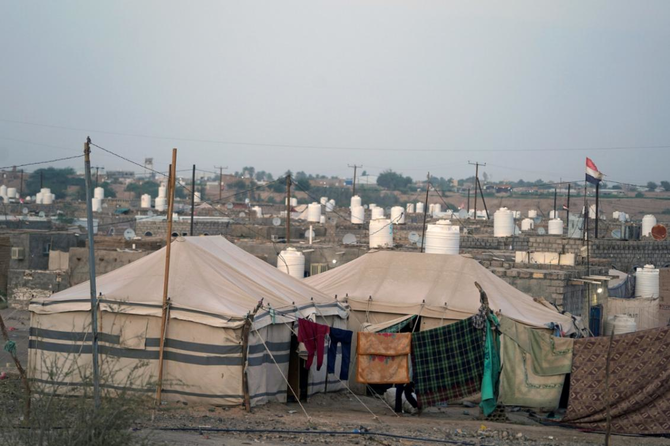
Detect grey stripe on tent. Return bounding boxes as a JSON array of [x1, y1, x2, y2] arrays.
[[247, 341, 291, 355], [30, 327, 120, 344], [308, 379, 343, 388], [29, 378, 243, 400], [247, 353, 290, 367], [29, 341, 243, 366], [250, 388, 289, 400]]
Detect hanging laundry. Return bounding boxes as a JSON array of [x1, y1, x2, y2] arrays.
[[356, 332, 411, 384], [327, 327, 353, 380], [479, 313, 500, 417], [562, 327, 670, 435], [298, 318, 330, 370], [411, 318, 484, 408], [498, 316, 570, 409]]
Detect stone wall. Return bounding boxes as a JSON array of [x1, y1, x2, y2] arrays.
[[68, 247, 154, 286], [8, 269, 69, 309]]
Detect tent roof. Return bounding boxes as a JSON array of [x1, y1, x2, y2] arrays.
[[305, 251, 574, 332], [32, 236, 345, 328]]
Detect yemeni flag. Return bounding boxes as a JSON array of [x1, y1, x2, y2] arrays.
[[585, 157, 603, 185]]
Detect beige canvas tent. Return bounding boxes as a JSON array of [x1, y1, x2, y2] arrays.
[[305, 251, 575, 334], [29, 236, 348, 406]]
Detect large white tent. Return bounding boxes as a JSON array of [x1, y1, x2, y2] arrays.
[[29, 236, 348, 406], [305, 251, 574, 334]]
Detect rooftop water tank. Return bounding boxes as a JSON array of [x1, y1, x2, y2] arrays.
[[493, 208, 514, 237], [351, 195, 362, 208], [319, 215, 326, 224], [155, 197, 167, 211], [432, 203, 442, 217], [94, 187, 105, 200], [0, 185, 7, 198], [406, 203, 415, 214], [521, 218, 534, 231], [194, 192, 202, 203], [428, 203, 435, 215], [307, 203, 321, 222], [548, 218, 564, 235], [320, 197, 328, 205], [528, 210, 538, 218], [276, 248, 305, 279], [369, 218, 393, 249], [158, 184, 167, 199], [513, 210, 521, 219], [391, 206, 405, 224], [325, 200, 335, 212], [371, 207, 384, 219], [290, 197, 298, 207], [612, 211, 620, 220], [141, 194, 152, 209], [642, 215, 657, 237], [589, 204, 596, 219], [7, 188, 17, 199], [92, 197, 102, 213], [252, 206, 263, 218], [351, 206, 365, 224], [635, 264, 659, 298], [42, 193, 54, 205], [425, 220, 460, 255], [369, 203, 377, 210], [36, 192, 43, 204], [416, 202, 424, 214]]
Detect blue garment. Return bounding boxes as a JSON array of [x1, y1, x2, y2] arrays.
[[327, 327, 353, 380]]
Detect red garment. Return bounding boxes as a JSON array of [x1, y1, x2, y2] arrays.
[[298, 318, 330, 370]]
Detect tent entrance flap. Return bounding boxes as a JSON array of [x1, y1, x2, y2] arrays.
[[360, 315, 415, 333]]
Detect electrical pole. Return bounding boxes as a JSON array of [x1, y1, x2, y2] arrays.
[[566, 183, 571, 226], [92, 167, 104, 187], [466, 188, 470, 217], [214, 166, 228, 202], [40, 171, 43, 189], [83, 137, 101, 409], [348, 164, 362, 196], [420, 172, 430, 253], [190, 164, 196, 236], [286, 175, 292, 244], [553, 187, 557, 218], [19, 170, 23, 198], [468, 161, 486, 219]]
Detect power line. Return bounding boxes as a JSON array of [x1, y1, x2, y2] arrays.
[[3, 118, 670, 153], [0, 154, 84, 171]]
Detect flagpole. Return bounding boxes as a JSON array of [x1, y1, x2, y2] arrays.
[[595, 181, 600, 239]]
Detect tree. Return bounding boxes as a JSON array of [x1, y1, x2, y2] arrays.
[[125, 180, 160, 199], [661, 181, 670, 192], [26, 167, 78, 198], [377, 170, 413, 191], [230, 180, 248, 191], [295, 178, 311, 191], [647, 181, 658, 192]]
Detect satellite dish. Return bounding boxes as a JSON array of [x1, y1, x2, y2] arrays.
[[458, 209, 468, 219], [537, 227, 546, 235], [408, 232, 420, 243], [533, 217, 543, 225], [226, 202, 234, 209], [342, 233, 357, 245], [22, 207, 28, 215], [244, 198, 250, 204], [272, 217, 281, 227], [123, 228, 136, 240], [305, 229, 315, 239], [652, 224, 667, 241], [611, 229, 622, 239], [38, 211, 45, 218], [238, 212, 246, 218]]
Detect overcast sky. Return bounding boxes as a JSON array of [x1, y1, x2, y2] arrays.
[[1, 1, 669, 184]]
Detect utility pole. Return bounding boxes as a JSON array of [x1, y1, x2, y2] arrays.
[[286, 175, 292, 244], [468, 161, 486, 219], [466, 188, 470, 217], [348, 164, 362, 196], [553, 187, 557, 218], [190, 164, 196, 236], [92, 166, 104, 187], [420, 172, 430, 253], [19, 170, 23, 198], [214, 166, 228, 202], [566, 183, 571, 226], [83, 137, 101, 409], [40, 171, 43, 189]]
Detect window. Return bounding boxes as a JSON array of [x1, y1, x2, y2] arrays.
[[42, 243, 51, 256]]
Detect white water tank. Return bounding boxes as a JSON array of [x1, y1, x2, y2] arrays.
[[42, 193, 54, 205], [290, 197, 298, 207], [371, 207, 384, 219], [425, 220, 460, 255], [642, 215, 657, 237], [416, 202, 424, 214], [432, 203, 442, 217], [141, 194, 152, 208], [635, 265, 659, 298], [158, 184, 167, 198], [406, 203, 415, 214], [369, 203, 377, 210], [521, 218, 534, 231], [351, 206, 365, 224], [7, 188, 17, 199], [493, 208, 514, 237], [252, 206, 263, 218], [428, 203, 435, 215], [35, 192, 43, 204], [94, 187, 105, 200], [325, 200, 335, 212], [276, 248, 305, 279], [528, 210, 537, 218], [369, 218, 393, 249], [391, 206, 405, 224], [612, 211, 620, 220], [351, 195, 362, 208], [549, 210, 558, 219], [319, 215, 326, 224], [155, 197, 167, 211], [194, 192, 202, 203], [92, 197, 102, 212], [548, 218, 564, 235], [0, 185, 6, 197], [320, 197, 328, 205], [307, 203, 321, 222]]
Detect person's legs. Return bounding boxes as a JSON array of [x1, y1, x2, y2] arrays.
[[394, 384, 405, 413]]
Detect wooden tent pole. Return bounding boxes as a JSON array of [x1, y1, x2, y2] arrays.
[[241, 300, 263, 411], [155, 148, 177, 405]]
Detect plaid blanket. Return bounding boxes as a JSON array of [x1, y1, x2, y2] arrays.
[[411, 318, 484, 407], [562, 327, 670, 435]]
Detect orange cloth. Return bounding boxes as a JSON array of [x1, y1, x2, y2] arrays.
[[356, 332, 411, 384]]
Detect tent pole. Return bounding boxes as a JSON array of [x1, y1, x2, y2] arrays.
[[420, 172, 429, 253], [156, 148, 177, 406], [241, 300, 263, 412]]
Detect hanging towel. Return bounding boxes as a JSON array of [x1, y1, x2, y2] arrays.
[[328, 327, 353, 380], [356, 332, 411, 384], [480, 313, 500, 416], [411, 318, 484, 408], [298, 318, 330, 370]]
